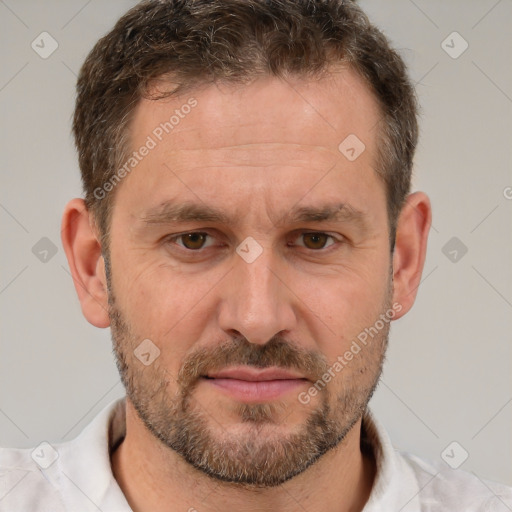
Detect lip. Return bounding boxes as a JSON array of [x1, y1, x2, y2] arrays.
[[205, 366, 306, 381], [202, 366, 308, 403]]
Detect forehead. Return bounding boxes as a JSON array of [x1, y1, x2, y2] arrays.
[[115, 68, 385, 227], [134, 67, 380, 153]]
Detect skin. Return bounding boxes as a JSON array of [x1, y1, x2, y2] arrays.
[[62, 68, 431, 512]]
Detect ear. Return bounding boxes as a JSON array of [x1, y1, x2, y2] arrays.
[[391, 192, 432, 320], [61, 198, 110, 328]]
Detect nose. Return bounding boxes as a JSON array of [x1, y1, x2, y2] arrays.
[[217, 245, 297, 345]]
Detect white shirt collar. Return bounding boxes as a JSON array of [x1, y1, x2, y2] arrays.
[[54, 397, 421, 510], [11, 397, 509, 511], [0, 399, 432, 512]]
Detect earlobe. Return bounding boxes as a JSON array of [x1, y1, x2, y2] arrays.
[[391, 192, 432, 319], [61, 199, 110, 328]]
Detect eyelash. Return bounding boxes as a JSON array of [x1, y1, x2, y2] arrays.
[[165, 231, 342, 253]]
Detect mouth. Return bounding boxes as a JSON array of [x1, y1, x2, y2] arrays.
[[201, 366, 309, 402]]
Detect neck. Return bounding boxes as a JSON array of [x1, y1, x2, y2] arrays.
[[111, 401, 376, 512]]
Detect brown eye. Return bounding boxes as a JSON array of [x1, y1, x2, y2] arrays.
[[302, 233, 331, 250], [179, 232, 209, 250]]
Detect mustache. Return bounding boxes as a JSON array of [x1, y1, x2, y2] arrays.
[[177, 335, 329, 390]]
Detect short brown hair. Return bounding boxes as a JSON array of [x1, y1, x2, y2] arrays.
[[73, 0, 418, 246]]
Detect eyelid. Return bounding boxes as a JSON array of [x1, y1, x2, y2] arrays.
[[290, 231, 342, 250], [166, 231, 216, 250], [164, 229, 344, 252]]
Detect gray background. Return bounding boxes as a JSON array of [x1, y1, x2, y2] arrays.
[[1, 0, 511, 488]]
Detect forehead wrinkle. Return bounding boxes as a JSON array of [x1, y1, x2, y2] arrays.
[[164, 142, 337, 152], [165, 164, 324, 175], [153, 147, 341, 181], [159, 143, 340, 166]]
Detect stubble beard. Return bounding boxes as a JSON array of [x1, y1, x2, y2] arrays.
[[107, 265, 390, 487]]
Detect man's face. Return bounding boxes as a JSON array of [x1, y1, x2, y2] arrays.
[[106, 69, 393, 486]]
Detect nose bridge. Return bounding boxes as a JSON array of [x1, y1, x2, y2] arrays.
[[218, 243, 296, 344]]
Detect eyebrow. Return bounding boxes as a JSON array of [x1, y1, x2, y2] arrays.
[[140, 200, 368, 230], [281, 203, 366, 227], [141, 202, 231, 225]]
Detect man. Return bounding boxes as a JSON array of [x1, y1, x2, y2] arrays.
[[1, 0, 510, 510]]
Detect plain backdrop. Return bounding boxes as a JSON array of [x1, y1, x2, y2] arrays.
[[1, 0, 511, 487]]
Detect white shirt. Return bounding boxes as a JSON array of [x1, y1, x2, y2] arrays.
[[1, 397, 511, 511]]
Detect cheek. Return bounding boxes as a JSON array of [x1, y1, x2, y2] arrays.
[[114, 259, 219, 350], [301, 264, 391, 353]]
